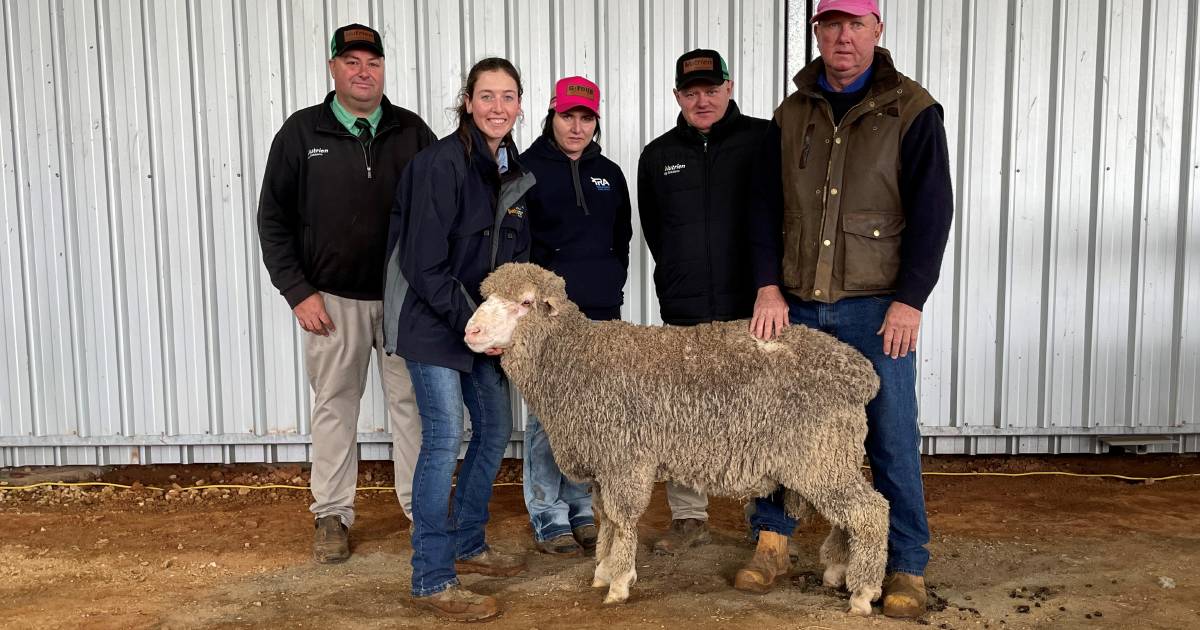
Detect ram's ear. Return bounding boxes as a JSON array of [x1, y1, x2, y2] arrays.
[[543, 296, 563, 317]]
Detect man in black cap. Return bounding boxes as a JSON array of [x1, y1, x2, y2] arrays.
[[636, 49, 768, 555], [257, 23, 436, 564]]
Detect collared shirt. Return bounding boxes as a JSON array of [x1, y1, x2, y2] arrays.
[[817, 65, 874, 93], [329, 96, 382, 136], [497, 145, 510, 174]]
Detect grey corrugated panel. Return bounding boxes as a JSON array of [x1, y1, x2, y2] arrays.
[[1090, 1, 1142, 431], [1133, 1, 1190, 434], [1044, 1, 1100, 435], [0, 0, 32, 444]]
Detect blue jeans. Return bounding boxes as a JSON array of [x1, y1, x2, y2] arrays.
[[522, 413, 594, 541], [750, 294, 930, 576], [406, 357, 513, 597]]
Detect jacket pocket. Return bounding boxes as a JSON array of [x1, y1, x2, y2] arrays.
[[841, 211, 904, 291], [781, 210, 804, 287]]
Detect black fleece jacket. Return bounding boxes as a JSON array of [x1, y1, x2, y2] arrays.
[[637, 101, 768, 325], [522, 135, 632, 321], [258, 91, 436, 308]]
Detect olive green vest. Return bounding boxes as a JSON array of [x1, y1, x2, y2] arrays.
[[776, 47, 936, 302]]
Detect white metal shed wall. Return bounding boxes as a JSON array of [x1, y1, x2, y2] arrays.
[[0, 0, 788, 465], [1, 0, 1197, 466], [861, 0, 1200, 454]]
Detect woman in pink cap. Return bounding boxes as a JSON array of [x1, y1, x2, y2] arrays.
[[518, 76, 633, 556]]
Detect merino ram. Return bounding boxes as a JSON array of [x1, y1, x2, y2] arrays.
[[464, 262, 889, 614]]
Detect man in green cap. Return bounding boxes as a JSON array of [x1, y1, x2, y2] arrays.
[[257, 23, 436, 564]]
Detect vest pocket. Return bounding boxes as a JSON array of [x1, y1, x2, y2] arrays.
[[781, 211, 805, 286], [841, 211, 904, 291]]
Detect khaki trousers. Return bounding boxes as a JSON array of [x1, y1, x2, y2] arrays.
[[666, 482, 709, 521], [304, 294, 420, 527]]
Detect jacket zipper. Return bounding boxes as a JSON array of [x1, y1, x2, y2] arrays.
[[702, 134, 715, 318], [815, 99, 867, 296], [361, 140, 373, 180], [338, 123, 395, 180]]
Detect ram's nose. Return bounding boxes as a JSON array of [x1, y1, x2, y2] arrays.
[[464, 325, 484, 345]]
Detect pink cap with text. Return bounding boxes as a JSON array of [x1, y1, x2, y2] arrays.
[[553, 76, 601, 117]]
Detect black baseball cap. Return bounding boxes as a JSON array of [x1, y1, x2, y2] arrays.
[[330, 23, 384, 59], [674, 49, 730, 89]]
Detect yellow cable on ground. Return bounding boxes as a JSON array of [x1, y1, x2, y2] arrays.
[[0, 481, 528, 492]]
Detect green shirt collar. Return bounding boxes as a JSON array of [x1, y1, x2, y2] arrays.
[[329, 96, 382, 135]]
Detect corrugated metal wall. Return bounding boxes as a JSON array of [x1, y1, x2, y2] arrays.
[[864, 0, 1199, 454], [1, 0, 1197, 466], [0, 0, 788, 465]]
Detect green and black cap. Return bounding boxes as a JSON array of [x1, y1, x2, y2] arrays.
[[330, 23, 384, 59]]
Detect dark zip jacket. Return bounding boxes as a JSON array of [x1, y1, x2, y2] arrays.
[[258, 91, 436, 308], [522, 135, 632, 321], [383, 125, 536, 372], [636, 101, 768, 325]]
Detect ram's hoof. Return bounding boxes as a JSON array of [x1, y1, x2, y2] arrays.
[[602, 590, 628, 605], [848, 596, 873, 616], [822, 563, 847, 588]]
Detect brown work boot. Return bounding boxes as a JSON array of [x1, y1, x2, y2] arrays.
[[535, 533, 582, 556], [312, 516, 350, 564], [455, 548, 527, 577], [572, 524, 598, 555], [411, 585, 499, 621], [733, 530, 792, 593], [652, 518, 711, 555], [882, 573, 927, 618]]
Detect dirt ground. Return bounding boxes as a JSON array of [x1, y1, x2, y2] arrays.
[[1, 455, 1198, 630]]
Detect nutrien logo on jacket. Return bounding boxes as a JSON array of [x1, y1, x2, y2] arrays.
[[307, 147, 329, 159], [663, 163, 686, 176]]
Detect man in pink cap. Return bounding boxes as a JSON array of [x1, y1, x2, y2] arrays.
[[745, 0, 953, 617]]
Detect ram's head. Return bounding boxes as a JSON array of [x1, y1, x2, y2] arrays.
[[465, 263, 570, 353]]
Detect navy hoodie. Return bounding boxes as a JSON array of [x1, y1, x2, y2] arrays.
[[521, 135, 632, 321]]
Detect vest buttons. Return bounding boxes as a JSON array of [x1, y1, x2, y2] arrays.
[[823, 239, 831, 246], [834, 137, 842, 144], [872, 229, 881, 237], [897, 88, 903, 94], [814, 289, 823, 297], [830, 187, 839, 196], [868, 100, 876, 108], [815, 188, 822, 195]]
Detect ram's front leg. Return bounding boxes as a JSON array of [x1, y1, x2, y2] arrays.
[[594, 475, 652, 604], [591, 489, 616, 588], [601, 517, 638, 604]]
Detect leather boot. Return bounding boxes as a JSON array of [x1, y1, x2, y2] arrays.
[[455, 548, 527, 577], [411, 585, 499, 621], [312, 516, 350, 564], [733, 530, 791, 593], [882, 573, 927, 618], [652, 518, 711, 555]]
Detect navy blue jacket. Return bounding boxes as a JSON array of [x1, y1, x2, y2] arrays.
[[521, 135, 632, 321], [384, 125, 536, 372]]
